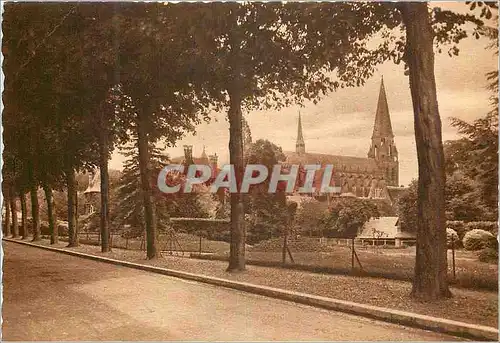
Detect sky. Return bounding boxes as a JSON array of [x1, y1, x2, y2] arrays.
[[108, 2, 498, 187]]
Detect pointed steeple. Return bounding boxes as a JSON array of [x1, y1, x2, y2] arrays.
[[371, 77, 394, 139], [367, 77, 399, 187], [296, 112, 305, 154], [200, 145, 209, 164]]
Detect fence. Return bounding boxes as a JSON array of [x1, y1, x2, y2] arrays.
[[61, 228, 495, 291]]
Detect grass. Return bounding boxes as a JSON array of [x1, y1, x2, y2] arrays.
[[66, 234, 498, 291]]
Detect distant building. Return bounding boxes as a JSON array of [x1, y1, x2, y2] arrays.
[[83, 170, 101, 215], [357, 216, 416, 247], [283, 79, 404, 201], [170, 145, 219, 180]]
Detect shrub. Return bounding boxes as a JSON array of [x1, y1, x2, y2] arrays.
[[463, 229, 496, 251], [446, 228, 460, 248], [478, 247, 499, 264], [465, 221, 498, 235], [446, 220, 466, 239]]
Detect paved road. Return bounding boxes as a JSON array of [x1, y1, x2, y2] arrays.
[[2, 241, 460, 341]]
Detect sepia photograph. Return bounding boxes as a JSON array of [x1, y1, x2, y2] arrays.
[[1, 1, 498, 341]]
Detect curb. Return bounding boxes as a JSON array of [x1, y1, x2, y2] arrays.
[[4, 238, 498, 341]]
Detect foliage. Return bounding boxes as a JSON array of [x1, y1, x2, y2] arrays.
[[294, 198, 329, 237], [478, 247, 498, 264], [445, 171, 491, 221], [446, 220, 498, 240], [398, 173, 498, 229], [466, 221, 498, 235], [447, 113, 498, 219], [323, 197, 380, 238], [244, 140, 289, 244], [395, 180, 418, 233], [111, 142, 171, 238], [463, 229, 496, 251]]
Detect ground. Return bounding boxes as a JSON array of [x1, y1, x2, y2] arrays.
[[75, 233, 498, 290], [3, 241, 463, 341], [15, 237, 499, 328]]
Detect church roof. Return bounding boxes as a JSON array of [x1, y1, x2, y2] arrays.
[[284, 151, 381, 174], [371, 78, 394, 139]]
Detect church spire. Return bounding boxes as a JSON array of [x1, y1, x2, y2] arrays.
[[296, 112, 305, 154], [368, 77, 399, 187], [371, 77, 394, 139], [200, 145, 209, 164]]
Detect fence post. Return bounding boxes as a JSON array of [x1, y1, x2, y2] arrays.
[[451, 235, 456, 280], [199, 235, 202, 255], [351, 238, 355, 272]]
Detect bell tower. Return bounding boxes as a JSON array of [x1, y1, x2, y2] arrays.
[[367, 78, 399, 186]]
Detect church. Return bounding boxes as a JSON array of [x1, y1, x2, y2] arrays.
[[283, 79, 404, 203]]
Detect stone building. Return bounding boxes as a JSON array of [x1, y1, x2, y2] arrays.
[[283, 79, 402, 202]]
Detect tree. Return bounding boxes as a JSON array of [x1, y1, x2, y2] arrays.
[[396, 180, 418, 234], [112, 141, 171, 238], [295, 198, 329, 237], [173, 2, 401, 271], [395, 0, 498, 300], [397, 2, 451, 300], [2, 188, 11, 237], [448, 113, 498, 218], [244, 139, 288, 243], [105, 4, 216, 259], [19, 191, 28, 239], [323, 197, 380, 238]]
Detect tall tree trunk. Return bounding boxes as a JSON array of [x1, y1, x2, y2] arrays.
[[30, 185, 41, 241], [227, 89, 246, 272], [137, 106, 157, 259], [100, 139, 111, 252], [10, 193, 19, 238], [43, 184, 58, 244], [4, 194, 11, 237], [20, 191, 28, 239], [400, 3, 451, 300], [66, 168, 79, 247]]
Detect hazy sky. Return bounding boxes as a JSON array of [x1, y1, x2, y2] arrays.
[[109, 2, 498, 186]]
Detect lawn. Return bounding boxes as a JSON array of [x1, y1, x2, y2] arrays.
[[72, 233, 497, 291]]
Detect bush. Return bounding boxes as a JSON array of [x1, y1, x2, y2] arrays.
[[465, 221, 498, 235], [446, 221, 498, 240], [446, 228, 460, 248], [446, 220, 466, 239], [478, 247, 499, 264], [463, 229, 496, 251]]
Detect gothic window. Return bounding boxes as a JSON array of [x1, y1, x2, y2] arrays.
[[389, 145, 392, 156]]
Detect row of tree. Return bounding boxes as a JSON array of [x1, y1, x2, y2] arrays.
[[2, 1, 495, 300]]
